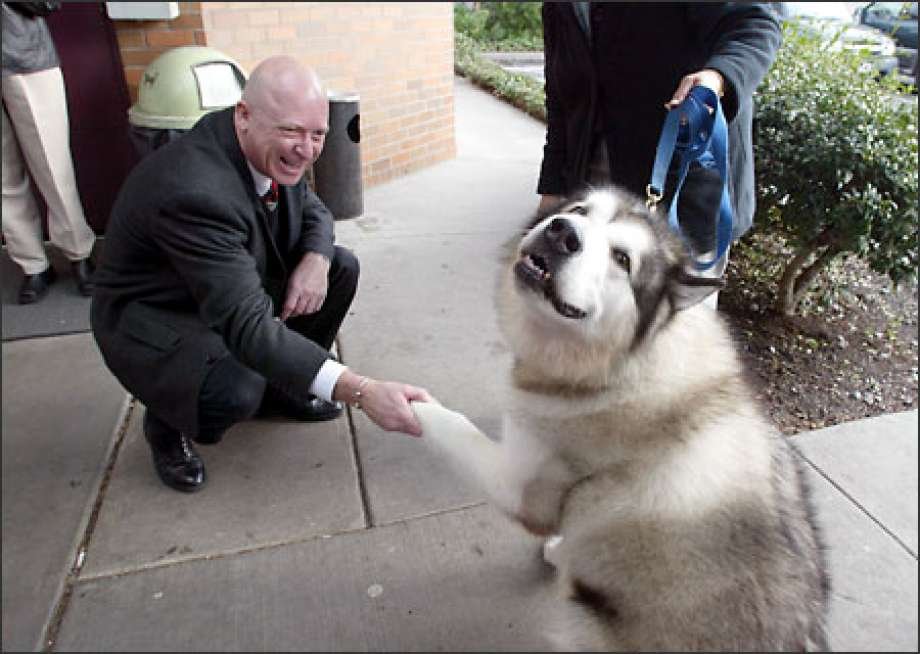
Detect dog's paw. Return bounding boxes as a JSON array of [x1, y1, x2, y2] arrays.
[[411, 401, 492, 447]]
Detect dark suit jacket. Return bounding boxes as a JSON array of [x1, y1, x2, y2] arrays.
[[91, 107, 337, 436], [538, 2, 781, 241]]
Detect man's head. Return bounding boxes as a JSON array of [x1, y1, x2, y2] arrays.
[[234, 56, 328, 185]]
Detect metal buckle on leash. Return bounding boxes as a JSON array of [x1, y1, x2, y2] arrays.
[[645, 184, 662, 210]]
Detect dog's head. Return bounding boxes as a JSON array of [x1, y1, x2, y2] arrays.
[[499, 187, 723, 380]]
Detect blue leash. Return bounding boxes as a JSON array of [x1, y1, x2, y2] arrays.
[[646, 85, 733, 271]]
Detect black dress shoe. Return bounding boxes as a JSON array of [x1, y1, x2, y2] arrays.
[[143, 412, 206, 493], [18, 266, 56, 304], [71, 258, 95, 296], [259, 391, 344, 422]]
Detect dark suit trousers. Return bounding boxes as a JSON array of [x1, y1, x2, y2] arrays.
[[148, 245, 360, 443]]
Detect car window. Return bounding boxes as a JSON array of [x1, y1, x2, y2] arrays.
[[866, 1, 918, 19], [866, 2, 901, 19]]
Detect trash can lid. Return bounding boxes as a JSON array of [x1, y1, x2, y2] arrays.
[[326, 90, 360, 103], [128, 46, 248, 130]]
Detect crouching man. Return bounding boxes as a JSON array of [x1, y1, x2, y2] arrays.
[[91, 56, 430, 493]]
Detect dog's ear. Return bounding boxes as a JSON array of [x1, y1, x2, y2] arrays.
[[668, 267, 725, 311]]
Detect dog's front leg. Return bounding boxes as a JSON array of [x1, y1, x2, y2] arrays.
[[412, 401, 573, 535]]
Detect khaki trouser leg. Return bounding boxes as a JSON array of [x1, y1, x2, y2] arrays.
[[1, 68, 95, 269], [2, 101, 49, 274]]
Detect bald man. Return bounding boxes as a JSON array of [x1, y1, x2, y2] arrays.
[[91, 57, 431, 493]]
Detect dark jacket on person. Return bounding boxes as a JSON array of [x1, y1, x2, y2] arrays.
[[91, 107, 337, 436], [538, 2, 781, 241], [1, 1, 60, 76]]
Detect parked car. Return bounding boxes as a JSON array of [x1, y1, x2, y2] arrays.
[[856, 1, 918, 48], [854, 2, 918, 80], [774, 2, 900, 76]]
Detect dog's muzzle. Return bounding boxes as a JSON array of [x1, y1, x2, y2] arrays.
[[514, 217, 588, 320]]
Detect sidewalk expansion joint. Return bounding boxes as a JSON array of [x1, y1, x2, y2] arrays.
[[73, 523, 372, 584], [372, 501, 489, 530], [72, 501, 491, 587], [42, 395, 137, 652], [791, 444, 918, 561], [336, 336, 374, 529]]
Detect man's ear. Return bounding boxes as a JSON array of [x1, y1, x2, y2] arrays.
[[234, 100, 250, 131], [669, 267, 725, 311]]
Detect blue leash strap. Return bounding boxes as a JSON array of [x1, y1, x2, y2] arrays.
[[646, 85, 732, 271]]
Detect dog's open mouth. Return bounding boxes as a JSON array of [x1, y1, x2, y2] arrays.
[[514, 252, 587, 319]]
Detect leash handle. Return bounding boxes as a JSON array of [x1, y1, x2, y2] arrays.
[[647, 86, 733, 272]]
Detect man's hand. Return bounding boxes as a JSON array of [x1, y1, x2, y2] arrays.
[[360, 381, 434, 437], [333, 371, 434, 437], [282, 252, 330, 320], [665, 68, 725, 110]]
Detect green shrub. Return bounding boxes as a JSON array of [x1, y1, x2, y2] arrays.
[[454, 3, 489, 43], [754, 22, 918, 315], [454, 2, 542, 51], [454, 32, 546, 122], [481, 1, 542, 49]]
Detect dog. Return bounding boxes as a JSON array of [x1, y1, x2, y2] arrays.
[[413, 186, 830, 651]]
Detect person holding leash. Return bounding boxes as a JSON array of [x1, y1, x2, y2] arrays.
[[91, 56, 431, 493], [537, 2, 781, 284]]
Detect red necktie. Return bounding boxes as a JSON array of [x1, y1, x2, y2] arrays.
[[262, 181, 279, 211]]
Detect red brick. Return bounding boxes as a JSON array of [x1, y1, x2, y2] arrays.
[[208, 10, 250, 29], [146, 29, 197, 47], [116, 29, 146, 49], [120, 48, 166, 67]]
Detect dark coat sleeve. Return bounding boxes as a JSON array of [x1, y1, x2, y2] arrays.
[[537, 2, 568, 196], [688, 3, 782, 121], [151, 189, 330, 399]]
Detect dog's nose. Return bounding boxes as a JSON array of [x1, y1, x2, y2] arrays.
[[544, 217, 582, 255]]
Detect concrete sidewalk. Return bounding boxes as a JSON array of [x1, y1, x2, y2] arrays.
[[2, 77, 917, 652]]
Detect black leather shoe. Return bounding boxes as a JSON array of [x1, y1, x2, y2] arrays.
[[71, 258, 95, 296], [143, 412, 206, 492], [18, 266, 56, 304], [260, 392, 344, 422]]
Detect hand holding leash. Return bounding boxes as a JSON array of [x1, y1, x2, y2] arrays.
[[647, 81, 733, 272], [665, 69, 725, 110]]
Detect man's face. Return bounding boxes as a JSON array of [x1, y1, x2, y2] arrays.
[[236, 93, 329, 185]]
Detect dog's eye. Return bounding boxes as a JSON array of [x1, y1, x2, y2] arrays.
[[611, 248, 631, 273], [568, 205, 588, 215]]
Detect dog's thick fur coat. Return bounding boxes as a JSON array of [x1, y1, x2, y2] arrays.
[[413, 187, 830, 651]]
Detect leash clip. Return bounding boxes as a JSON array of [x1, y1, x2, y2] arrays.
[[645, 184, 662, 210]]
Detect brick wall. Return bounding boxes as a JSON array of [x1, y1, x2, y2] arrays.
[[112, 2, 207, 102], [111, 2, 455, 189]]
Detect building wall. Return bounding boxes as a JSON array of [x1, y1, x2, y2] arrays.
[[111, 2, 455, 189]]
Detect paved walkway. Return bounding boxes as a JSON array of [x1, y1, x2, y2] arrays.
[[2, 77, 917, 652]]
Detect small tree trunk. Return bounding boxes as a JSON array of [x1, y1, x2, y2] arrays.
[[776, 226, 840, 316], [793, 245, 842, 298], [777, 245, 816, 316]]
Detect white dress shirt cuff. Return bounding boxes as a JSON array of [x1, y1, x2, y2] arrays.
[[310, 359, 347, 403]]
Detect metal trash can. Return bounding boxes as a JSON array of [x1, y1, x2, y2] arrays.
[[313, 92, 363, 220], [127, 46, 247, 158]]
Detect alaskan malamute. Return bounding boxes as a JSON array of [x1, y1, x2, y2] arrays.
[[413, 187, 830, 651]]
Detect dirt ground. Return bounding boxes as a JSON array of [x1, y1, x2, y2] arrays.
[[718, 231, 919, 436]]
